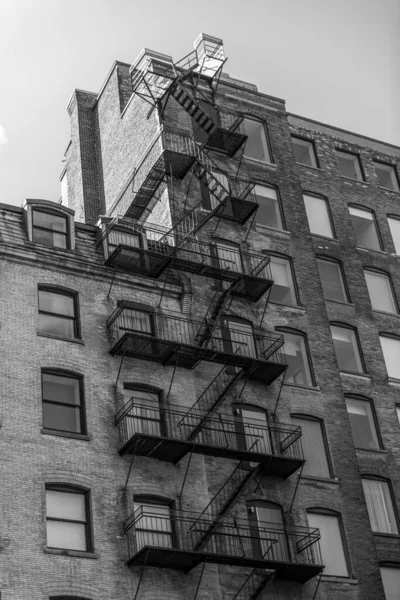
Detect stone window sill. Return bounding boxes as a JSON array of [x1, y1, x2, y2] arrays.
[[269, 302, 306, 312], [256, 224, 291, 236], [355, 447, 387, 455], [339, 371, 370, 381], [44, 547, 98, 559], [341, 175, 368, 185], [356, 246, 386, 256], [326, 299, 354, 308], [37, 332, 84, 345], [41, 428, 91, 441], [311, 234, 338, 243], [283, 382, 321, 393], [320, 575, 358, 584], [296, 163, 324, 173], [242, 157, 277, 169], [301, 475, 339, 485]]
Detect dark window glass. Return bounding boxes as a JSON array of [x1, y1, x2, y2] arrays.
[[349, 206, 381, 251], [381, 566, 400, 599], [42, 372, 84, 434], [345, 397, 380, 450], [32, 210, 68, 249], [331, 325, 364, 373], [374, 162, 400, 192], [269, 256, 297, 306], [46, 487, 91, 551], [280, 331, 313, 386], [291, 416, 331, 478], [317, 259, 348, 303], [336, 150, 363, 180], [251, 184, 283, 229], [292, 137, 318, 168], [241, 118, 271, 163], [38, 289, 78, 339], [247, 501, 288, 562]]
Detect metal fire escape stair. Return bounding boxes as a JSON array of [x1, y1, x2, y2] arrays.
[[182, 364, 244, 443], [191, 461, 261, 551], [194, 284, 236, 349], [232, 570, 276, 600], [170, 82, 217, 136]]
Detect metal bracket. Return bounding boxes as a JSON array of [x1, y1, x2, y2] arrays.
[[178, 446, 195, 500], [133, 550, 149, 600], [288, 463, 304, 514], [115, 351, 126, 388], [123, 437, 139, 494], [193, 559, 207, 600], [272, 371, 286, 416]]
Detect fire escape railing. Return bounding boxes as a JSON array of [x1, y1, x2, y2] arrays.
[[107, 306, 285, 373], [124, 507, 323, 581], [115, 397, 303, 464]]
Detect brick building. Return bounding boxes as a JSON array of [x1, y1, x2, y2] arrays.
[[1, 33, 400, 599]]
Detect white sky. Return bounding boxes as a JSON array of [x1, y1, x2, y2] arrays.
[[0, 0, 399, 207]]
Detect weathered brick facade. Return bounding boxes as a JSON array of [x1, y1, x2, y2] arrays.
[[0, 33, 399, 600]]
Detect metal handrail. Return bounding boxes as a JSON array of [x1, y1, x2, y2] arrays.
[[115, 397, 303, 460]]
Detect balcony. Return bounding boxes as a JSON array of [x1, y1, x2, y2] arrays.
[[116, 397, 304, 478], [124, 508, 323, 583], [112, 129, 257, 223], [103, 223, 272, 302], [107, 304, 286, 384]]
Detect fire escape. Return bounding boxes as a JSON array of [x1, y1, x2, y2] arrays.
[[107, 34, 324, 599]]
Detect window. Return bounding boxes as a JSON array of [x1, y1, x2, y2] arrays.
[[201, 171, 230, 211], [241, 118, 271, 163], [316, 258, 349, 303], [362, 478, 398, 535], [234, 405, 271, 455], [107, 228, 143, 256], [379, 335, 400, 380], [364, 270, 397, 314], [278, 330, 314, 386], [330, 324, 364, 373], [221, 317, 256, 359], [251, 184, 283, 229], [292, 137, 318, 168], [374, 162, 400, 192], [32, 209, 68, 249], [345, 396, 380, 450], [123, 385, 162, 438], [303, 194, 334, 238], [348, 206, 381, 251], [291, 416, 331, 478], [133, 499, 173, 551], [336, 149, 363, 180], [124, 308, 154, 335], [38, 288, 79, 339], [213, 240, 242, 274], [42, 371, 85, 434], [381, 566, 400, 599], [269, 255, 298, 306], [388, 216, 400, 254], [397, 406, 400, 426], [46, 486, 91, 552], [247, 501, 288, 562], [307, 512, 349, 576]]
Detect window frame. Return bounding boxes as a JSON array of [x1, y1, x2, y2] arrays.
[[41, 369, 86, 436], [232, 403, 273, 455], [291, 136, 319, 168], [240, 116, 273, 164], [380, 563, 400, 600], [379, 332, 400, 381], [38, 285, 80, 340], [24, 199, 75, 250], [132, 495, 176, 549], [361, 476, 400, 536], [122, 383, 166, 437], [316, 256, 350, 304], [344, 394, 383, 451], [335, 149, 364, 181], [373, 161, 400, 192], [303, 192, 336, 239], [268, 252, 300, 307], [307, 508, 351, 577], [363, 268, 398, 315], [32, 207, 69, 249], [330, 321, 366, 375], [251, 182, 285, 231], [387, 214, 400, 255], [45, 485, 93, 553], [348, 204, 383, 251], [275, 327, 316, 387], [290, 413, 334, 479]]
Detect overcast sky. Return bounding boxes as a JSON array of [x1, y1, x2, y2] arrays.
[[0, 0, 399, 207]]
